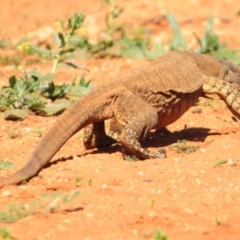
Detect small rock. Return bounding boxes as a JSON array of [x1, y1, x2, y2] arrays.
[[196, 178, 202, 185], [200, 148, 207, 153], [192, 108, 202, 114], [2, 190, 11, 196]]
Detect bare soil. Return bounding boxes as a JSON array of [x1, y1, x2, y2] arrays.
[[0, 1, 240, 239]]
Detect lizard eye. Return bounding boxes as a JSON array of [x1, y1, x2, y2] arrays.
[[223, 70, 229, 79]]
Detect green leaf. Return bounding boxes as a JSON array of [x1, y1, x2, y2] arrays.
[[54, 32, 65, 48], [0, 160, 14, 169], [211, 49, 240, 64], [42, 82, 70, 100], [62, 62, 89, 71], [62, 191, 80, 203], [195, 17, 226, 53], [9, 75, 17, 88], [166, 12, 189, 51], [152, 229, 169, 240], [40, 100, 71, 116], [28, 45, 53, 57], [66, 85, 93, 98], [4, 109, 28, 120], [25, 70, 44, 79], [145, 41, 165, 60], [213, 159, 228, 168], [0, 228, 17, 240], [59, 48, 76, 55], [68, 13, 85, 30]]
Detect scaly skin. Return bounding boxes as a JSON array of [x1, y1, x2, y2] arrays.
[[1, 50, 240, 187]]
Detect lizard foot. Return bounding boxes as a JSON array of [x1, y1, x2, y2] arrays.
[[83, 122, 116, 149]]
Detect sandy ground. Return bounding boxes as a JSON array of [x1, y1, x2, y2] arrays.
[[0, 1, 240, 239]]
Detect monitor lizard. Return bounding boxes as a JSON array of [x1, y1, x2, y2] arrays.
[[0, 50, 240, 187]]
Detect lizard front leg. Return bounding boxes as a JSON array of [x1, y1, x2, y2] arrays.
[[114, 90, 166, 160], [203, 77, 240, 119], [83, 121, 115, 149]]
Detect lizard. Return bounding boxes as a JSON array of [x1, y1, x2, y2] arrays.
[[0, 50, 240, 188]]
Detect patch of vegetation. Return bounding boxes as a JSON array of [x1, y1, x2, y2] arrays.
[[0, 13, 93, 120], [213, 158, 240, 168], [0, 55, 22, 67], [215, 218, 221, 226], [67, 0, 165, 59], [0, 228, 17, 240], [123, 154, 140, 162], [195, 17, 224, 54], [75, 177, 83, 187], [213, 159, 228, 168], [88, 179, 93, 187], [168, 139, 199, 154], [152, 229, 169, 240], [8, 130, 22, 139], [166, 14, 240, 63], [0, 190, 80, 223], [25, 13, 86, 74], [103, 0, 165, 59], [150, 199, 156, 209], [166, 12, 189, 51], [0, 160, 14, 170], [0, 38, 8, 49], [0, 7, 239, 120], [0, 70, 93, 120]]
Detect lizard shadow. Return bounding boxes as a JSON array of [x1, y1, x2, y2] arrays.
[[45, 126, 223, 169], [147, 127, 215, 147]]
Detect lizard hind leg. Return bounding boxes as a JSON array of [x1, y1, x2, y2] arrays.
[[108, 118, 124, 142], [114, 91, 166, 160], [83, 121, 115, 149]]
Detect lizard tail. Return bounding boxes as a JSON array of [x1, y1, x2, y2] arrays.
[[0, 87, 115, 188]]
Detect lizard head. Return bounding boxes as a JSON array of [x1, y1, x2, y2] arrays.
[[217, 58, 240, 90]]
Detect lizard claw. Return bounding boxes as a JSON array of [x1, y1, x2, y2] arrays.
[[156, 147, 166, 159]]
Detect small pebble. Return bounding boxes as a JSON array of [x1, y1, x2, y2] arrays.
[[2, 190, 11, 196], [200, 148, 207, 153]]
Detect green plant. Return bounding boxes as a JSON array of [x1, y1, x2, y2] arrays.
[[105, 0, 123, 38], [0, 73, 46, 119], [0, 160, 14, 170], [150, 199, 156, 209], [0, 190, 80, 223], [0, 228, 17, 240], [69, 2, 164, 59], [0, 55, 22, 67], [65, 76, 94, 101], [88, 179, 93, 187], [123, 154, 139, 161], [21, 175, 30, 185], [8, 130, 22, 139], [0, 13, 96, 120], [194, 17, 240, 63], [152, 229, 169, 240], [166, 13, 240, 64], [195, 17, 225, 54], [213, 158, 240, 168], [0, 38, 8, 49], [215, 218, 221, 226], [75, 177, 83, 187], [166, 12, 189, 51], [213, 159, 228, 168], [0, 71, 93, 120], [27, 13, 85, 75], [168, 139, 199, 154]]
